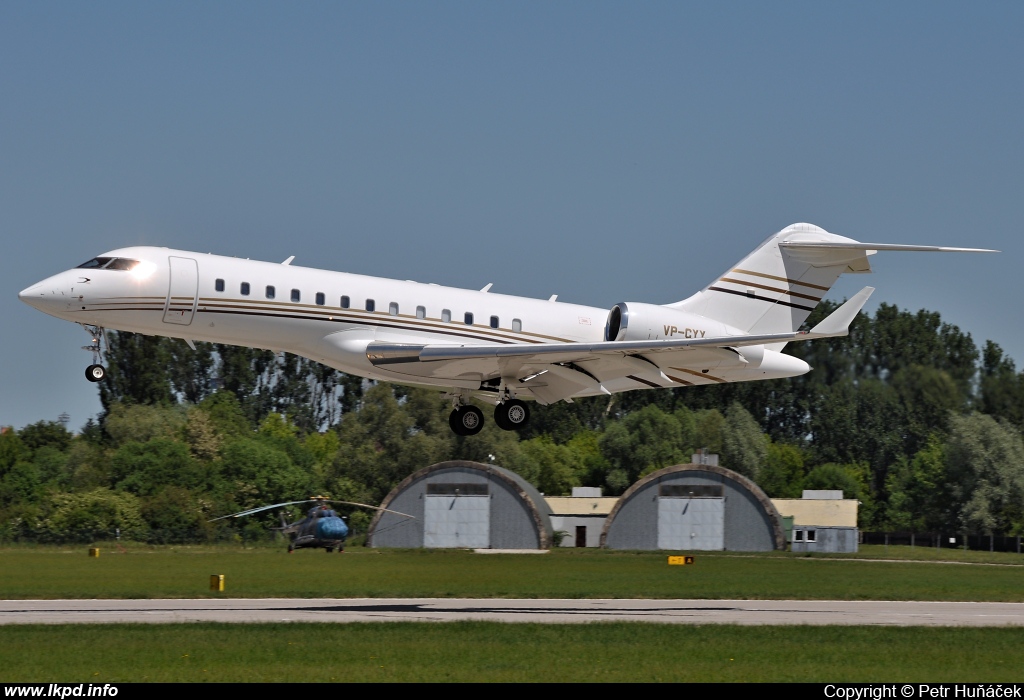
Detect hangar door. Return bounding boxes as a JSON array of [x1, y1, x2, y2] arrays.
[[424, 483, 490, 548], [657, 484, 724, 551]]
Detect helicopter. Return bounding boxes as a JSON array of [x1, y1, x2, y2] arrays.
[[210, 496, 413, 553]]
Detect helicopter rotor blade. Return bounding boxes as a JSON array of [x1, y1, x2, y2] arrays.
[[325, 500, 416, 519], [209, 498, 416, 523], [207, 500, 316, 522]]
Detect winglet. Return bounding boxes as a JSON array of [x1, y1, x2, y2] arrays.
[[281, 256, 295, 265], [804, 286, 874, 338]]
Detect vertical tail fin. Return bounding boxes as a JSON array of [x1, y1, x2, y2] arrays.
[[668, 223, 872, 346]]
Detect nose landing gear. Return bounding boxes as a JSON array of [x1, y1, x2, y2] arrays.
[[80, 324, 108, 383]]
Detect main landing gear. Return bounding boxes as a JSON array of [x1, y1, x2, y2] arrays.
[[447, 397, 531, 436], [449, 404, 485, 436], [80, 324, 107, 383], [494, 399, 530, 431]]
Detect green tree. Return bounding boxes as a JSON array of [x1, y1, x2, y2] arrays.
[[720, 403, 768, 479], [17, 421, 72, 453], [599, 405, 693, 491], [99, 332, 176, 410], [945, 412, 1024, 535], [36, 488, 145, 540], [518, 436, 581, 496], [110, 438, 208, 497], [884, 436, 949, 531], [103, 403, 186, 447], [757, 442, 806, 498]]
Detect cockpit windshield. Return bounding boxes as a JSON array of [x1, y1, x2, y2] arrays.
[[76, 257, 141, 271]]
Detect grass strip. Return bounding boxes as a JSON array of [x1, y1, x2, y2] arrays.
[[1, 622, 1022, 682], [1, 546, 1023, 601]]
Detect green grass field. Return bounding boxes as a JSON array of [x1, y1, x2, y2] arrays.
[[1, 622, 1023, 682], [0, 544, 1022, 601], [2, 544, 1022, 682]]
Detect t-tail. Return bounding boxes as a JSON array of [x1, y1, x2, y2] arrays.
[[667, 223, 997, 349]]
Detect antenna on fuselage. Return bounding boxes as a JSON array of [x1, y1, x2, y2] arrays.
[[281, 256, 295, 265]]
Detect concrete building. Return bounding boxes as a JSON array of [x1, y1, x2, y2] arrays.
[[366, 460, 554, 550], [771, 490, 859, 553], [600, 462, 785, 551], [546, 487, 618, 547]]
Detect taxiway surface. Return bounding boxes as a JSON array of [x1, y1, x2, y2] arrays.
[[2, 598, 1024, 626]]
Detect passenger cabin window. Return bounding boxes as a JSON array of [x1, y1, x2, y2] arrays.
[[240, 282, 250, 296], [489, 315, 499, 329], [366, 299, 375, 312], [340, 296, 350, 309], [215, 279, 225, 292], [416, 306, 426, 319], [266, 285, 276, 299], [315, 292, 325, 306], [389, 302, 399, 316], [465, 312, 474, 325], [512, 319, 522, 332], [441, 309, 451, 323], [291, 289, 301, 303]]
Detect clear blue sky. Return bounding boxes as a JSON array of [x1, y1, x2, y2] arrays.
[[2, 2, 1020, 431]]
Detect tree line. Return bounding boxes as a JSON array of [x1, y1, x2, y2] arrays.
[[3, 300, 1024, 542]]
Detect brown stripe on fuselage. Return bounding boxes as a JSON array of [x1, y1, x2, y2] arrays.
[[731, 268, 831, 291], [707, 286, 816, 312], [718, 277, 822, 302]]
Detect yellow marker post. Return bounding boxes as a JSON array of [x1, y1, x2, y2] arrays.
[[210, 574, 225, 592], [667, 555, 695, 565], [88, 548, 100, 557]]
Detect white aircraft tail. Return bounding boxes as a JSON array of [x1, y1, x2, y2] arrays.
[[668, 223, 996, 348]]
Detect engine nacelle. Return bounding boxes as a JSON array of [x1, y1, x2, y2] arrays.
[[604, 302, 765, 367]]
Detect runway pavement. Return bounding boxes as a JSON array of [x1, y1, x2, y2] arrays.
[[2, 598, 1024, 626]]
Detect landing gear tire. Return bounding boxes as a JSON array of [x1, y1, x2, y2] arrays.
[[449, 405, 485, 436], [85, 364, 106, 382], [288, 544, 295, 553], [494, 399, 530, 431]]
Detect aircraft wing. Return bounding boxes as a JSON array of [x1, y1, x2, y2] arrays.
[[367, 287, 873, 403]]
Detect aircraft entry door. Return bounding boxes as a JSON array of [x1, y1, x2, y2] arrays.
[[163, 256, 199, 326], [423, 482, 490, 548]]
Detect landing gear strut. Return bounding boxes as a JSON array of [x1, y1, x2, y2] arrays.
[[449, 404, 485, 436], [80, 324, 108, 383], [494, 399, 530, 431]]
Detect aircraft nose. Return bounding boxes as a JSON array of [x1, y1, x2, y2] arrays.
[[19, 273, 79, 317], [18, 283, 46, 310]]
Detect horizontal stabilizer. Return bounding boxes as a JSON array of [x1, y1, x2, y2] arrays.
[[780, 241, 999, 253], [803, 287, 874, 339]]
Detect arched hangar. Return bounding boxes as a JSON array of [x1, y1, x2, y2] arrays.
[[366, 460, 554, 550], [600, 463, 785, 551]]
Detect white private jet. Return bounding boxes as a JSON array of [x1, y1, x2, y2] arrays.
[[19, 223, 995, 435]]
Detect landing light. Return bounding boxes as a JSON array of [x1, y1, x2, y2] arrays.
[[130, 261, 157, 280]]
